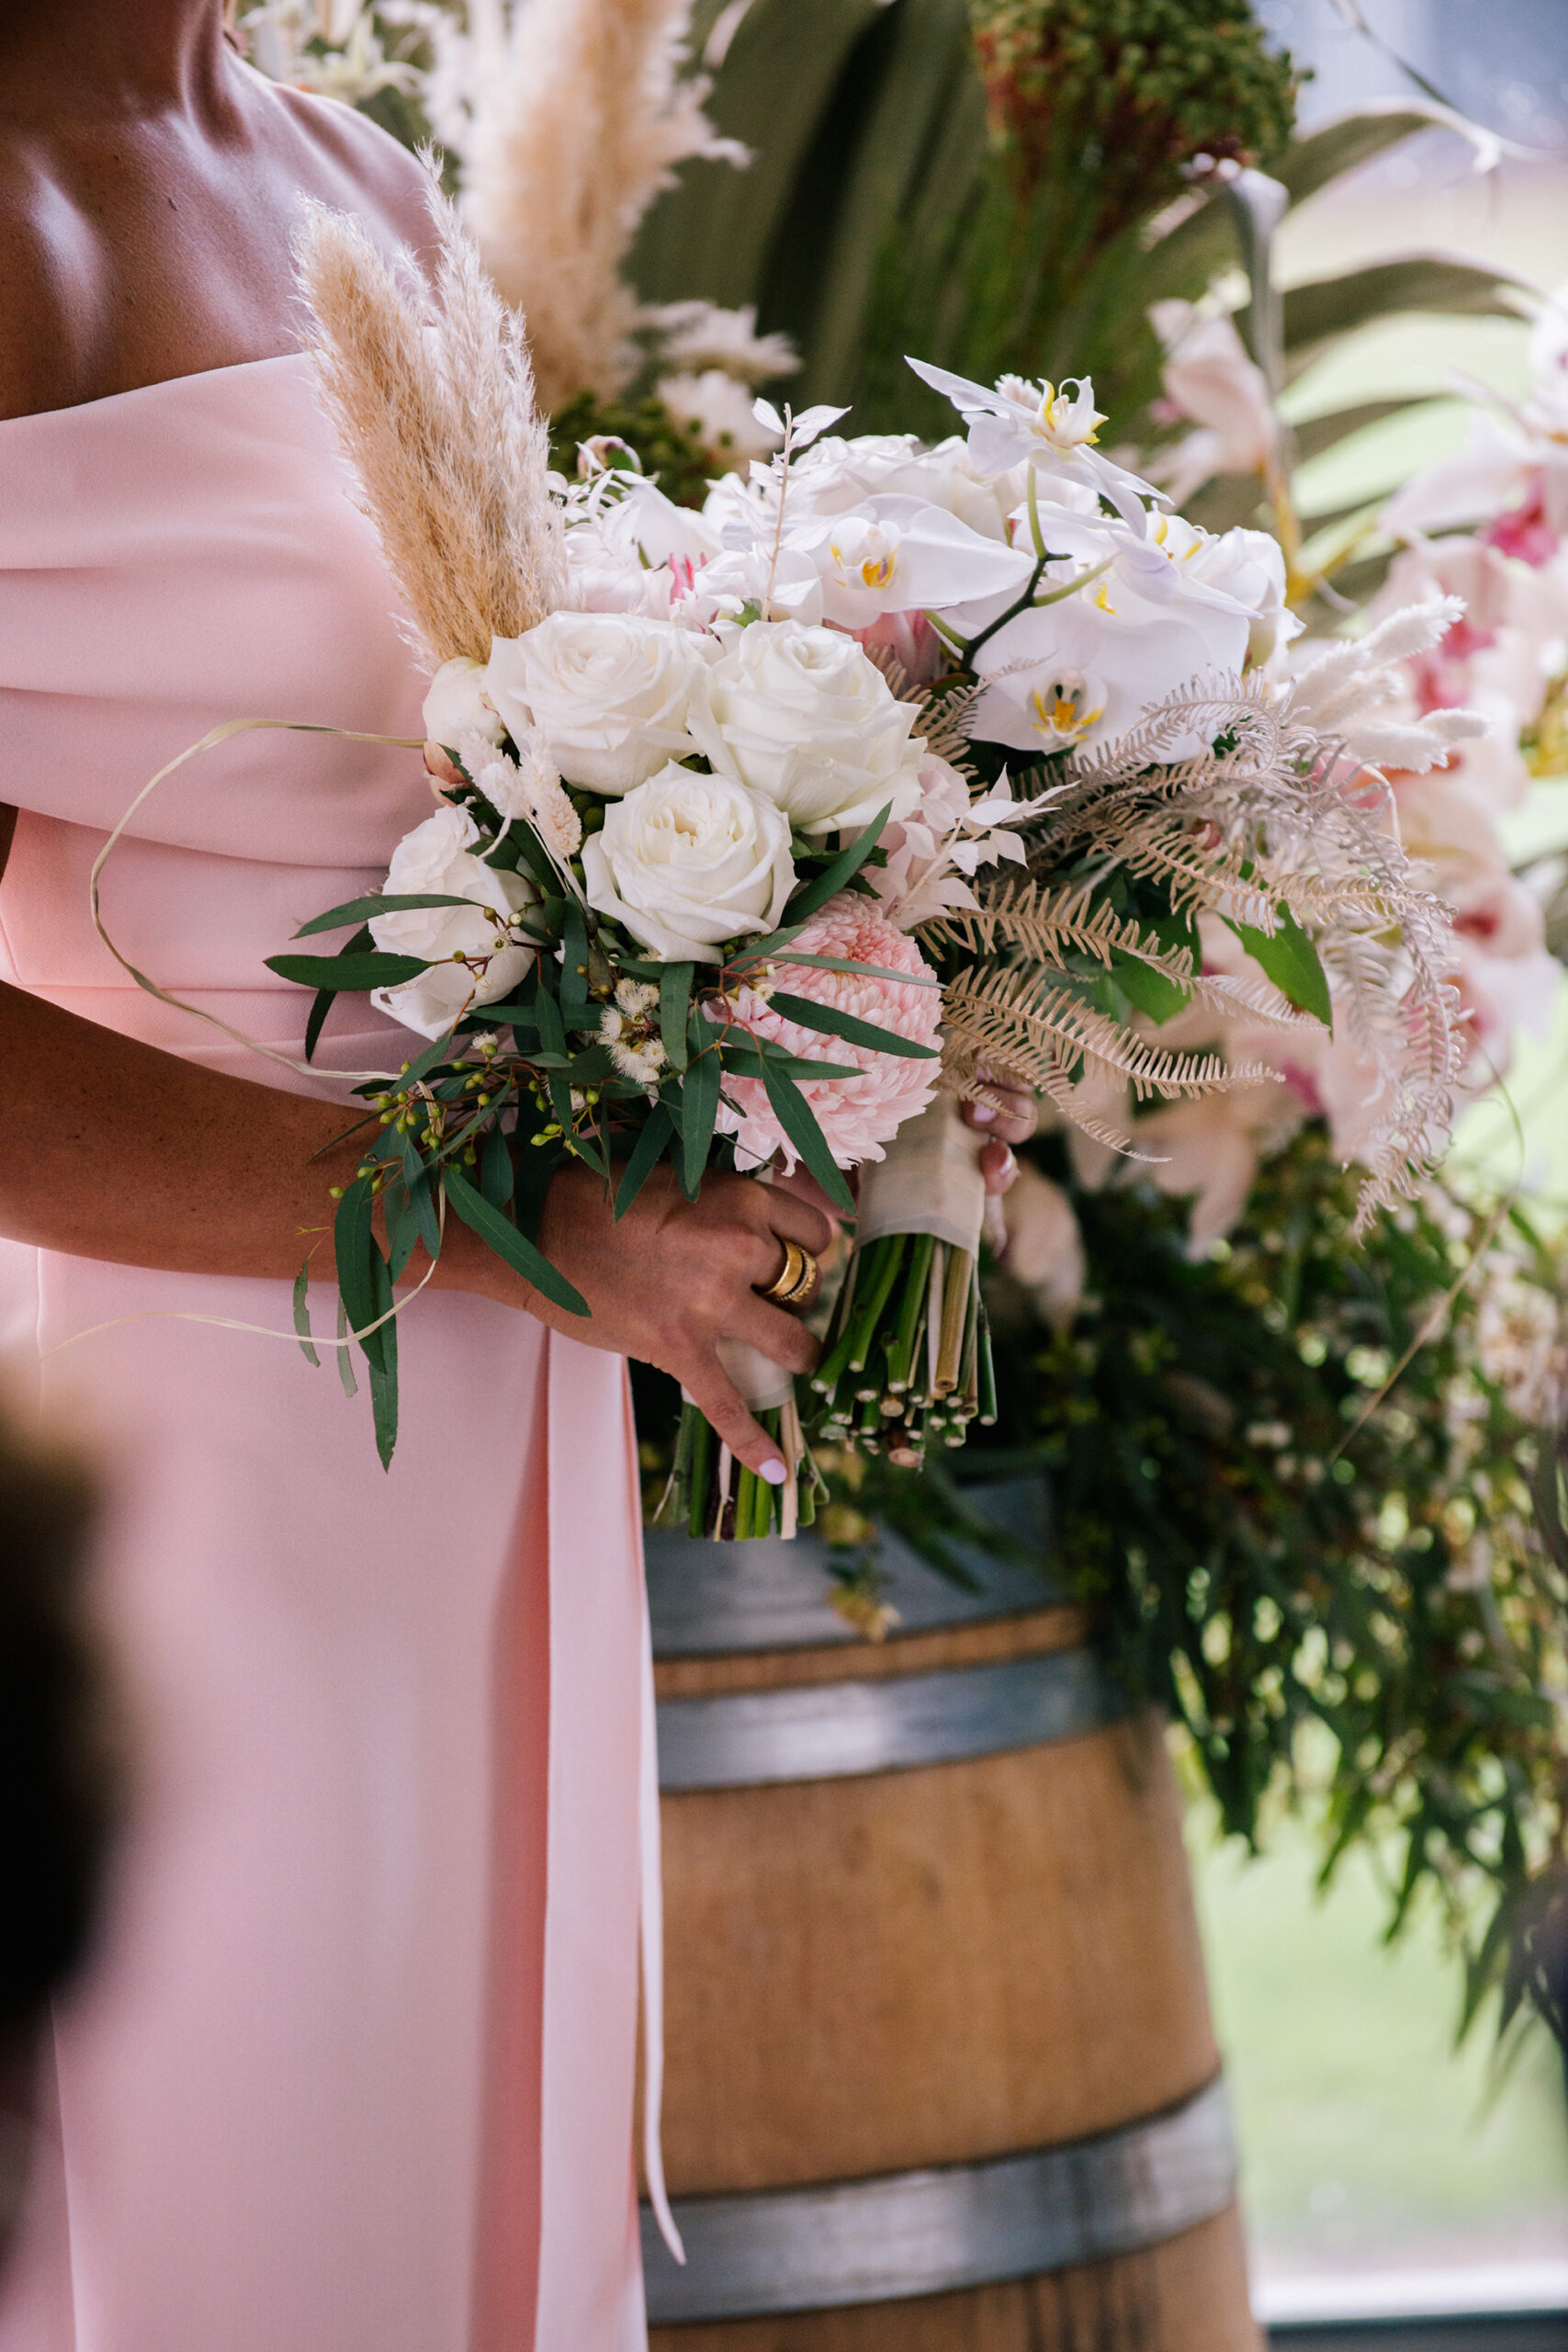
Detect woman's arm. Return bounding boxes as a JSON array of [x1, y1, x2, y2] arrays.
[[0, 978, 830, 1475]]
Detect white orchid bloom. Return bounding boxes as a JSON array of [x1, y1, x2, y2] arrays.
[[1382, 285, 1568, 553], [795, 493, 1033, 628], [1382, 410, 1549, 544], [963, 497, 1297, 758], [906, 356, 1166, 531], [969, 537, 1254, 762], [795, 432, 1028, 542]]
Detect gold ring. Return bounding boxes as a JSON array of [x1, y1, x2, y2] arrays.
[[760, 1238, 818, 1307]]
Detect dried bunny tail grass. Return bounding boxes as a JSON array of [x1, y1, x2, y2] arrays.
[[293, 171, 565, 670], [463, 0, 745, 412]]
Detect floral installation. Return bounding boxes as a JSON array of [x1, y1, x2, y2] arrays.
[[236, 0, 804, 473], [139, 170, 1454, 1541], [816, 1128, 1568, 2030], [228, 0, 439, 107]]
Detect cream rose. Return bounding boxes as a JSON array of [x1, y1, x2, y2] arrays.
[[422, 656, 504, 752], [582, 764, 795, 962], [369, 806, 536, 1038], [484, 610, 706, 796], [689, 618, 925, 834]]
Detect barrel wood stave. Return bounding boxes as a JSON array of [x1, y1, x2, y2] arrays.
[[647, 1494, 1258, 2350]]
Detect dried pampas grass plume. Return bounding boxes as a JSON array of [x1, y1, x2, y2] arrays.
[[294, 169, 566, 671], [460, 0, 746, 412]]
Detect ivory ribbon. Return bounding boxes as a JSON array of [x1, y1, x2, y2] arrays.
[[712, 1336, 795, 1413], [854, 1093, 987, 1259]]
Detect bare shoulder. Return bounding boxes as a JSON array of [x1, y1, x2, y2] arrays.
[[256, 76, 439, 262], [0, 143, 96, 421]]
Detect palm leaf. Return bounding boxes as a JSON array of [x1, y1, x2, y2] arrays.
[[1274, 103, 1452, 207], [1283, 255, 1532, 375], [629, 0, 887, 314]]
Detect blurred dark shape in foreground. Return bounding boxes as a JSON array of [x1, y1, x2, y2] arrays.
[[0, 1415, 118, 2260]]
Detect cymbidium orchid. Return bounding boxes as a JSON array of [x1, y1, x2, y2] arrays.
[[1382, 283, 1568, 557], [1146, 299, 1280, 508]]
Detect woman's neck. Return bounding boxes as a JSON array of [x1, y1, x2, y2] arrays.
[[0, 0, 230, 113]]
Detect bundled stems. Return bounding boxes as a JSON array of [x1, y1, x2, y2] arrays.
[[665, 1395, 823, 1541], [808, 1233, 993, 1466]]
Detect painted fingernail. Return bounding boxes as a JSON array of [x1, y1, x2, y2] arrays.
[[760, 1458, 787, 1486], [970, 1103, 996, 1124]]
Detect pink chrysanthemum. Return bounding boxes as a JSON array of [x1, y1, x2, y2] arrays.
[[715, 891, 942, 1171]]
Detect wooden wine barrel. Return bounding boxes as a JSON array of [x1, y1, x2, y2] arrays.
[[640, 1479, 1258, 2351]]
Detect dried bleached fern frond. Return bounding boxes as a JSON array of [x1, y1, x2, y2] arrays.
[[941, 966, 1268, 1105], [294, 171, 565, 671], [462, 0, 745, 411], [954, 668, 1463, 1218], [927, 878, 1188, 971]]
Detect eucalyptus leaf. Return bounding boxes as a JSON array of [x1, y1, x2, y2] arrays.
[[782, 803, 893, 923], [268, 950, 431, 992], [292, 1261, 320, 1370], [443, 1165, 589, 1317], [333, 1178, 389, 1377], [615, 1104, 675, 1220], [758, 1058, 854, 1214], [660, 961, 694, 1072], [481, 1121, 514, 1210], [293, 892, 476, 939], [766, 989, 939, 1058], [335, 1294, 358, 1400], [679, 1046, 721, 1201]]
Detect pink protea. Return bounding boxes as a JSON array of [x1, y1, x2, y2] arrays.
[[714, 891, 942, 1171]]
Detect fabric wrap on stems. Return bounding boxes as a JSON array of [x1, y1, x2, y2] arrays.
[[687, 1338, 796, 1416], [854, 1093, 988, 1259]]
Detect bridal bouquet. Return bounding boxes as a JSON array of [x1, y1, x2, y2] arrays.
[[253, 187, 1472, 1532]]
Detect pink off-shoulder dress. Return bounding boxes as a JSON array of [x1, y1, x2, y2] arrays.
[[0, 355, 655, 2352]]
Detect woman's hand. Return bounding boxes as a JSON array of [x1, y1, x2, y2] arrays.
[[962, 1065, 1037, 1196], [445, 1162, 833, 1481]]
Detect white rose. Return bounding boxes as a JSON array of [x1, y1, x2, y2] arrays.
[[423, 655, 504, 752], [485, 610, 707, 796], [369, 805, 536, 1038], [582, 764, 795, 962], [689, 618, 926, 835]]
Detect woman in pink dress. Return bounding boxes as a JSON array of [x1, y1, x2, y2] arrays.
[[0, 6, 839, 2346]]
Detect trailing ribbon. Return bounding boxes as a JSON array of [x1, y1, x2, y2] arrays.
[[89, 715, 423, 1087]]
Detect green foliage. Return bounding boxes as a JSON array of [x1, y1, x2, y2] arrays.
[[970, 0, 1298, 209], [936, 1131, 1566, 2029], [634, 0, 1298, 432], [547, 391, 716, 509]]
